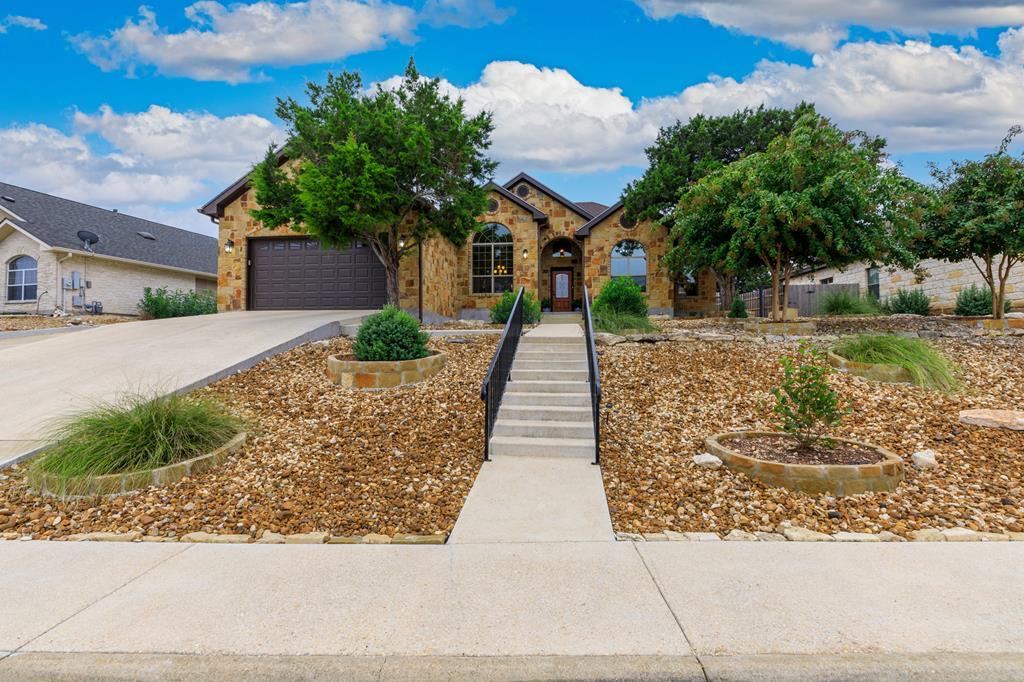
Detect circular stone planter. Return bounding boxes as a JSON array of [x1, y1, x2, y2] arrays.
[[742, 319, 817, 335], [705, 431, 903, 496], [827, 351, 913, 385], [326, 351, 446, 390], [27, 432, 247, 499]]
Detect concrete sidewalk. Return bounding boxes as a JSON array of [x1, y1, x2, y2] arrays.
[[1, 541, 1021, 679], [0, 310, 370, 467]]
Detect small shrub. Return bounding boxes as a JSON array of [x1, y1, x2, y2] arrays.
[[834, 334, 959, 392], [771, 342, 848, 449], [139, 287, 217, 319], [37, 393, 243, 478], [882, 288, 931, 316], [540, 297, 552, 310], [592, 309, 658, 335], [489, 289, 542, 325], [727, 297, 748, 318], [352, 305, 430, 361], [820, 289, 879, 316], [955, 284, 1011, 317], [593, 277, 648, 317]]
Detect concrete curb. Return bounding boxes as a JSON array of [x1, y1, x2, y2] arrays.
[[1, 652, 1021, 681], [0, 325, 89, 340]]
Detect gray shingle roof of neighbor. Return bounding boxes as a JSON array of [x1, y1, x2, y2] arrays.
[[575, 200, 623, 237], [0, 181, 217, 276]]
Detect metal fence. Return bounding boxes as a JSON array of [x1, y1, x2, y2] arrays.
[[735, 283, 861, 317]]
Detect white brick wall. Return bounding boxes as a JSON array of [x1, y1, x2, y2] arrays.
[[797, 257, 1024, 313]]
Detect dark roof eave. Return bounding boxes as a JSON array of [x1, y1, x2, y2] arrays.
[[198, 147, 287, 219], [484, 182, 549, 225], [502, 172, 594, 220], [575, 200, 623, 237]]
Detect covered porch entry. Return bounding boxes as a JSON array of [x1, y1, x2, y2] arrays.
[[539, 237, 583, 312]]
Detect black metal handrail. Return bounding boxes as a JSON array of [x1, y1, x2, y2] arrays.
[[480, 286, 525, 461], [582, 285, 601, 465]]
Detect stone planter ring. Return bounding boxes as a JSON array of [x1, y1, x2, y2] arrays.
[[326, 351, 447, 390], [705, 430, 904, 496]]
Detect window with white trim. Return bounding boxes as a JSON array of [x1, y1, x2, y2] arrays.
[[472, 223, 513, 294], [610, 240, 647, 291], [6, 255, 37, 302]]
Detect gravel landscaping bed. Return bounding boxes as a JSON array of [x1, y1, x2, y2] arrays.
[[600, 336, 1024, 538], [0, 314, 134, 332], [0, 335, 494, 540]]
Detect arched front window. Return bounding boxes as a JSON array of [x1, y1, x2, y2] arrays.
[[472, 223, 513, 294], [610, 240, 646, 291], [7, 255, 37, 302]]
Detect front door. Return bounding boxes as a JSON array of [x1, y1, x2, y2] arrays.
[[552, 268, 573, 312]]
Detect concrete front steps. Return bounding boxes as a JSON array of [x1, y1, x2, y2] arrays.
[[489, 333, 595, 460]]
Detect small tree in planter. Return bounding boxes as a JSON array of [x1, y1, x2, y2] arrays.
[[771, 343, 849, 449]]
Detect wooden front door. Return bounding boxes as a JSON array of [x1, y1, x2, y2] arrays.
[[551, 268, 573, 312]]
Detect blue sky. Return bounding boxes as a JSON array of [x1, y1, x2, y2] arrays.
[[1, 0, 1023, 235]]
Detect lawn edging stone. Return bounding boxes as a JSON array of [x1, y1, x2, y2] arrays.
[[705, 430, 905, 496], [612, 526, 1019, 543], [15, 530, 453, 544], [26, 432, 248, 499], [326, 351, 447, 390]]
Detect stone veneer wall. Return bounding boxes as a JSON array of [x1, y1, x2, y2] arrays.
[[581, 208, 677, 315]]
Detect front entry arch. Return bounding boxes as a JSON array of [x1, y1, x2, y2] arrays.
[[539, 237, 582, 312]]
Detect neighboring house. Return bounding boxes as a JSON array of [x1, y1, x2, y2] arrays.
[[797, 258, 1023, 313], [0, 182, 217, 316], [200, 171, 716, 321]]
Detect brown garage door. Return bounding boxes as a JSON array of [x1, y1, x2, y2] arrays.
[[249, 237, 388, 310]]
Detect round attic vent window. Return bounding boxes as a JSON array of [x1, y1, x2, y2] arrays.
[[619, 213, 637, 229], [516, 184, 530, 198], [487, 199, 499, 213]]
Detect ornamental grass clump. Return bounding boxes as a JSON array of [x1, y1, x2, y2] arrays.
[[37, 393, 243, 479], [821, 289, 880, 316], [771, 343, 849, 449], [833, 334, 959, 392], [353, 305, 430, 361], [592, 309, 658, 335], [881, 288, 931, 316]]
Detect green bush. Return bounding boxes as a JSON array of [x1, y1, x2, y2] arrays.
[[771, 343, 848, 448], [592, 309, 658, 335], [727, 297, 748, 319], [593, 277, 648, 317], [820, 289, 879, 316], [37, 393, 243, 478], [834, 334, 959, 392], [352, 305, 429, 361], [489, 289, 542, 325], [955, 284, 1011, 316], [881, 288, 931, 316], [139, 287, 217, 319]]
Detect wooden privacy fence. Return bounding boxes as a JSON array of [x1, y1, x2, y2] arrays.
[[732, 283, 861, 317]]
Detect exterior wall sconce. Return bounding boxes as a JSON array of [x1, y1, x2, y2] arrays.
[[224, 239, 234, 254], [522, 247, 529, 259], [398, 238, 406, 249]]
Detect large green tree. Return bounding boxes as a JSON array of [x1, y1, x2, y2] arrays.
[[925, 128, 1024, 319], [623, 103, 814, 306], [668, 113, 924, 321], [250, 60, 497, 305]]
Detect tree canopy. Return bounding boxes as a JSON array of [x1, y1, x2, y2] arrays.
[[250, 60, 497, 304], [925, 128, 1024, 319], [667, 113, 924, 321]]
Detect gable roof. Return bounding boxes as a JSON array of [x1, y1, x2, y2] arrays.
[[576, 201, 608, 216], [0, 182, 217, 276], [575, 200, 623, 237], [199, 147, 287, 219], [502, 172, 595, 220], [484, 182, 549, 225]]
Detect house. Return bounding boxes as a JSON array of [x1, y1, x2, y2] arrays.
[[1, 182, 217, 316], [796, 258, 1022, 313], [200, 171, 716, 320]]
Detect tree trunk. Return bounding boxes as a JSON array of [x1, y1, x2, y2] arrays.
[[769, 262, 781, 323], [368, 235, 403, 307], [781, 265, 793, 320], [711, 268, 735, 313]]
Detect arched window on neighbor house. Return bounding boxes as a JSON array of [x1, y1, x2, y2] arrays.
[[472, 223, 513, 294], [610, 240, 646, 291], [6, 255, 37, 302]]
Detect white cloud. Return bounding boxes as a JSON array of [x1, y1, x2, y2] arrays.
[[72, 0, 509, 83], [999, 26, 1024, 63], [0, 15, 47, 34], [634, 1, 1024, 52], [0, 107, 282, 233]]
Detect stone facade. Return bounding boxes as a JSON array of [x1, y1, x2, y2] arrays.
[[213, 172, 717, 320], [1, 228, 211, 316], [797, 257, 1024, 313]]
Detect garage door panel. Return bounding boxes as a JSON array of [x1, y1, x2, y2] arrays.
[[249, 237, 388, 310]]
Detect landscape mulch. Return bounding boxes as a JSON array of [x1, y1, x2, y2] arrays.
[[600, 336, 1024, 538], [0, 314, 134, 332], [727, 434, 885, 465], [0, 336, 493, 540]]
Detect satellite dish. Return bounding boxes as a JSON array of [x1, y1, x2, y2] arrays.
[[77, 230, 100, 253]]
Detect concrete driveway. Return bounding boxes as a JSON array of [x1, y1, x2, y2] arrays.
[[0, 310, 371, 467]]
